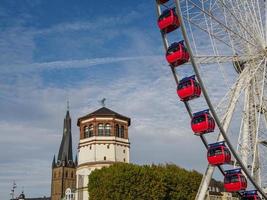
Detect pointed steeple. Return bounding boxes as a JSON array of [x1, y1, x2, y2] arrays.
[[52, 155, 56, 168], [57, 104, 73, 166]]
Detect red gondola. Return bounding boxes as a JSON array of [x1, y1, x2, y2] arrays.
[[156, 0, 169, 4], [242, 190, 261, 200], [191, 110, 215, 135], [224, 168, 247, 192], [177, 75, 201, 101], [207, 141, 231, 165], [157, 8, 180, 33], [166, 41, 190, 67]]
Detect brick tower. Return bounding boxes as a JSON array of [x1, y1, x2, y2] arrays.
[[51, 108, 76, 200]]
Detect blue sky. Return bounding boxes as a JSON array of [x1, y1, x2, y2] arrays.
[[0, 0, 239, 199]]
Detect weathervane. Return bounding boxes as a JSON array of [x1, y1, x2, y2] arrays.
[[99, 98, 106, 107]]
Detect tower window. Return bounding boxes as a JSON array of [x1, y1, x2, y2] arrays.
[[123, 158, 126, 162], [120, 126, 125, 138], [71, 171, 74, 178], [104, 156, 106, 160], [104, 123, 111, 136], [84, 126, 89, 138], [123, 149, 126, 153], [89, 124, 94, 137], [98, 123, 104, 136], [115, 124, 119, 137], [107, 145, 110, 149]]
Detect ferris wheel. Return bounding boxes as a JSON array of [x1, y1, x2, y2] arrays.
[[155, 0, 267, 199]]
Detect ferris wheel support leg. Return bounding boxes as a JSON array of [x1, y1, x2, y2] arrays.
[[252, 64, 266, 186], [265, 1, 267, 46], [174, 0, 267, 199], [195, 166, 215, 200], [196, 76, 245, 200], [239, 86, 251, 169]]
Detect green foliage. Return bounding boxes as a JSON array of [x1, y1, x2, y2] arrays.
[[88, 163, 202, 200]]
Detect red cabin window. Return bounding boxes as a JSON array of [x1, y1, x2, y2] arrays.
[[166, 42, 190, 67], [207, 142, 231, 165], [158, 8, 180, 33], [242, 191, 261, 200], [224, 169, 247, 192], [191, 110, 215, 135], [177, 76, 201, 101], [156, 0, 169, 4]]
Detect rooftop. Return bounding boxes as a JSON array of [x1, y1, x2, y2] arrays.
[[77, 107, 131, 126]]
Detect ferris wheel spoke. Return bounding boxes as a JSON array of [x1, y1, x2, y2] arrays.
[[184, 18, 240, 52], [180, 0, 258, 54], [223, 0, 265, 45], [219, 0, 264, 44], [215, 58, 265, 121], [194, 54, 262, 65], [217, 0, 263, 46]]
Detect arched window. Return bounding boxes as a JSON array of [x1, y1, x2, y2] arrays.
[[89, 124, 94, 137], [65, 171, 68, 178], [71, 171, 74, 178], [98, 124, 104, 136], [84, 126, 89, 138], [105, 124, 111, 136], [120, 126, 124, 138], [115, 124, 119, 137]]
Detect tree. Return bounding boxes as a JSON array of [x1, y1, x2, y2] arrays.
[[88, 163, 202, 200]]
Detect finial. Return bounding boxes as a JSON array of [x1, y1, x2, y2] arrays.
[[67, 100, 70, 111], [10, 180, 17, 200], [100, 98, 106, 107]]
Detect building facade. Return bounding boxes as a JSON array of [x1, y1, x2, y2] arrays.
[[206, 180, 239, 200], [75, 107, 131, 200], [51, 109, 76, 200]]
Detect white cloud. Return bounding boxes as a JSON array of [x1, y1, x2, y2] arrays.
[[1, 55, 162, 74]]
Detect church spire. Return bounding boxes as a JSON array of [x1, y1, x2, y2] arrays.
[[56, 103, 73, 166]]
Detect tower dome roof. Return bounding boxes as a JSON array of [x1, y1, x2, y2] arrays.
[[77, 107, 131, 126]]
